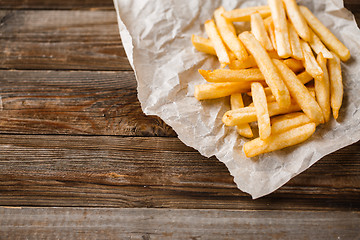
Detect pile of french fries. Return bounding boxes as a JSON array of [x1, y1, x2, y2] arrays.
[[192, 0, 350, 158]]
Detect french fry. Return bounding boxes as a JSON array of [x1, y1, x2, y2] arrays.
[[247, 71, 312, 97], [243, 123, 316, 157], [230, 53, 295, 70], [267, 50, 281, 59], [214, 7, 248, 61], [268, 19, 278, 51], [315, 53, 331, 122], [328, 52, 343, 120], [268, 0, 292, 58], [252, 82, 271, 139], [239, 31, 291, 108], [263, 17, 278, 51], [288, 23, 304, 60], [297, 71, 313, 85], [198, 69, 265, 82], [263, 16, 273, 28], [273, 59, 324, 124], [249, 86, 315, 106], [271, 112, 313, 134], [299, 6, 350, 62], [300, 39, 323, 78], [283, 58, 304, 73], [249, 94, 277, 106], [283, 0, 311, 41], [231, 94, 254, 138], [204, 19, 230, 68], [191, 35, 216, 55], [222, 6, 271, 22], [195, 82, 250, 100], [229, 55, 258, 69], [222, 99, 301, 126], [247, 87, 273, 97], [308, 29, 333, 59], [251, 13, 274, 51]]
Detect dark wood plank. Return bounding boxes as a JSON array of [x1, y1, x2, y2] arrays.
[[0, 135, 359, 210], [1, 207, 359, 240], [345, 0, 360, 13], [0, 0, 115, 10], [0, 70, 175, 136], [0, 10, 131, 71]]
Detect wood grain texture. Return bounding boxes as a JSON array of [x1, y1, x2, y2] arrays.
[[1, 207, 359, 240], [0, 135, 359, 210], [0, 10, 131, 71], [0, 0, 114, 10], [0, 70, 175, 136]]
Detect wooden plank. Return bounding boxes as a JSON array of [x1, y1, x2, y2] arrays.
[[0, 135, 359, 210], [0, 0, 114, 10], [1, 207, 359, 240], [0, 70, 175, 136], [345, 0, 360, 13], [0, 10, 131, 71]]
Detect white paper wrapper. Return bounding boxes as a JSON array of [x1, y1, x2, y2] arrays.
[[113, 0, 360, 198]]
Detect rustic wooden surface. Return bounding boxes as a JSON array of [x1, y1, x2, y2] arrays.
[[1, 207, 359, 240], [0, 0, 360, 238]]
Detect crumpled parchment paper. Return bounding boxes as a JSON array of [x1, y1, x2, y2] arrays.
[[113, 0, 360, 198]]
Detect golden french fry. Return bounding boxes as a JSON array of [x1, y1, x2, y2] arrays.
[[239, 31, 291, 108], [267, 50, 282, 59], [268, 20, 278, 51], [249, 94, 276, 106], [231, 94, 254, 138], [273, 59, 324, 124], [315, 53, 331, 122], [328, 52, 343, 120], [230, 53, 288, 70], [251, 13, 274, 51], [299, 6, 350, 62], [268, 0, 292, 58], [288, 22, 304, 60], [283, 58, 304, 73], [297, 71, 314, 85], [271, 112, 313, 134], [300, 39, 323, 78], [263, 16, 273, 28], [252, 82, 271, 139], [191, 35, 216, 55], [243, 123, 316, 157], [247, 87, 273, 97], [247, 71, 312, 97], [229, 55, 258, 69], [263, 17, 278, 51], [198, 69, 265, 83], [214, 7, 248, 61], [222, 99, 301, 126], [204, 19, 230, 68], [222, 6, 271, 22], [308, 29, 333, 59], [283, 0, 311, 41], [195, 82, 250, 100], [249, 87, 315, 106]]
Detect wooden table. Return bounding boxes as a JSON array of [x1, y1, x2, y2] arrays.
[[0, 1, 359, 239]]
